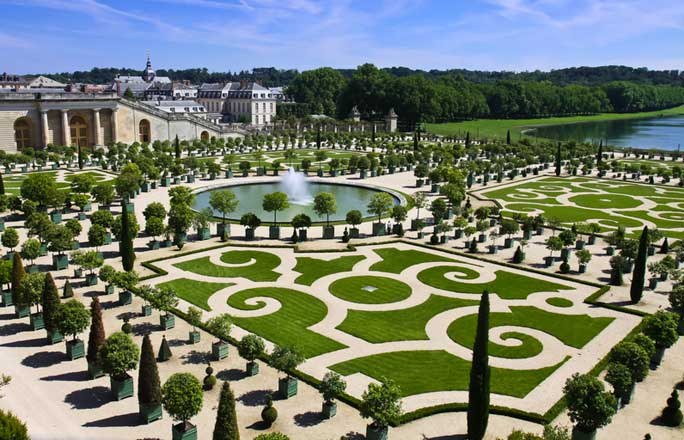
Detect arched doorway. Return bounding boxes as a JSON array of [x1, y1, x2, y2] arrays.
[[14, 118, 33, 149], [70, 116, 89, 148], [139, 119, 151, 143], [200, 131, 209, 142]]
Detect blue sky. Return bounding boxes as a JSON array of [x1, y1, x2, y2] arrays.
[[1, 0, 683, 74]]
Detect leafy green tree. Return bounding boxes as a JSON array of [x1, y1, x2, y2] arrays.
[[468, 290, 491, 440], [90, 209, 114, 229], [320, 371, 346, 405], [207, 313, 232, 341], [213, 381, 239, 440], [0, 409, 29, 440], [41, 273, 61, 333], [162, 373, 203, 425], [254, 434, 289, 440], [605, 362, 633, 399], [19, 272, 45, 313], [631, 226, 649, 303], [563, 373, 615, 435], [55, 299, 91, 341], [642, 311, 679, 350], [209, 190, 238, 224], [1, 228, 19, 252], [115, 163, 143, 199], [86, 297, 105, 367], [609, 341, 650, 382], [367, 193, 394, 224], [142, 202, 167, 221], [346, 210, 362, 229], [20, 172, 60, 209], [91, 182, 115, 207], [238, 334, 264, 369], [313, 192, 337, 226], [148, 285, 178, 318], [100, 332, 140, 380], [88, 224, 107, 250], [270, 345, 304, 379], [262, 192, 289, 225], [47, 225, 74, 256], [138, 334, 162, 409], [360, 379, 402, 430]]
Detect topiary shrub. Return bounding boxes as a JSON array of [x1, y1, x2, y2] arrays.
[[559, 258, 570, 274], [254, 433, 290, 440], [203, 363, 216, 391], [512, 246, 525, 264], [661, 389, 683, 427], [0, 409, 29, 440], [121, 316, 133, 334], [261, 395, 278, 428]]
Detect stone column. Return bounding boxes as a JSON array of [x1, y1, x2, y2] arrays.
[[40, 110, 49, 148], [61, 109, 69, 146], [92, 108, 102, 146], [110, 108, 118, 144]]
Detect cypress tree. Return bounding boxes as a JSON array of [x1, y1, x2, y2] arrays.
[[86, 296, 105, 366], [555, 142, 562, 176], [413, 131, 419, 151], [63, 279, 74, 298], [316, 126, 321, 150], [41, 273, 60, 333], [631, 226, 649, 304], [174, 135, 181, 159], [120, 209, 135, 271], [213, 381, 240, 440], [138, 334, 162, 409], [0, 170, 5, 195], [11, 252, 25, 304], [465, 131, 471, 149], [506, 129, 511, 145], [467, 290, 491, 440], [597, 140, 604, 165], [77, 144, 83, 170], [157, 334, 172, 362]]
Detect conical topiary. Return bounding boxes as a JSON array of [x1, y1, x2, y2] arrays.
[[138, 334, 162, 409], [212, 381, 239, 440], [86, 296, 106, 365], [661, 238, 669, 254], [41, 273, 61, 333], [513, 246, 524, 264], [63, 279, 74, 298], [157, 334, 172, 362], [661, 389, 683, 426], [467, 290, 491, 440]]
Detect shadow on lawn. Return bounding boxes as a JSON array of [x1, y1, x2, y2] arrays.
[[64, 386, 111, 409], [21, 351, 64, 368]]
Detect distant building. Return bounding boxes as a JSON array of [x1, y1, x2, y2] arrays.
[[0, 73, 66, 90], [197, 81, 277, 126], [112, 55, 171, 98], [142, 99, 207, 118]]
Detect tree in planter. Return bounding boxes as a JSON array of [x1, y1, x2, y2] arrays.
[[545, 236, 563, 261], [263, 192, 289, 226], [80, 250, 104, 282], [642, 311, 679, 365], [161, 373, 204, 438], [207, 313, 232, 360], [149, 286, 179, 327], [1, 228, 19, 253], [367, 192, 395, 226], [91, 182, 115, 207], [575, 249, 592, 272], [430, 198, 447, 224], [605, 362, 634, 406], [563, 373, 615, 437], [413, 191, 427, 222], [270, 345, 304, 398], [213, 381, 239, 440], [19, 272, 46, 317], [631, 226, 649, 304], [237, 334, 265, 376], [90, 209, 114, 229], [313, 192, 337, 226], [209, 189, 238, 239], [240, 212, 261, 238], [120, 210, 135, 272], [100, 332, 140, 399], [20, 238, 41, 270], [145, 216, 165, 245], [115, 163, 143, 199], [98, 265, 117, 293], [192, 208, 213, 240], [138, 333, 163, 423], [55, 299, 91, 358], [558, 229, 576, 256], [168, 203, 195, 246], [65, 218, 82, 240], [609, 341, 650, 382], [291, 214, 311, 241], [468, 290, 490, 440], [319, 371, 346, 418], [360, 379, 402, 438], [41, 273, 61, 339], [499, 219, 519, 247], [142, 202, 167, 222], [345, 210, 362, 233], [86, 296, 106, 377], [661, 389, 683, 427], [47, 224, 74, 268]]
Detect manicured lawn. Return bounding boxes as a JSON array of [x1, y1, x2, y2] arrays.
[[546, 297, 574, 308], [448, 306, 614, 350], [331, 350, 568, 398], [227, 287, 346, 358], [157, 278, 232, 311], [293, 255, 366, 286], [337, 294, 477, 343], [417, 265, 572, 299], [328, 275, 412, 304], [369, 247, 466, 274], [174, 250, 281, 282], [569, 193, 642, 210], [425, 105, 684, 140]]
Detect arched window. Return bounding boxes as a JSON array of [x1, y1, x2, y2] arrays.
[[14, 118, 32, 149], [69, 116, 88, 148], [139, 119, 151, 143], [200, 131, 209, 142]]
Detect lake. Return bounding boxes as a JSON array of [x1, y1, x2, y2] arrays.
[[529, 115, 684, 151]]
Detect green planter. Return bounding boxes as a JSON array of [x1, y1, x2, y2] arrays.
[[161, 177, 171, 187], [78, 212, 87, 221], [125, 203, 134, 213], [188, 330, 200, 344], [372, 222, 386, 237], [1, 290, 13, 307], [269, 225, 280, 239], [172, 422, 197, 440], [30, 313, 45, 331], [142, 304, 152, 316], [66, 339, 85, 360], [245, 228, 255, 240], [118, 290, 133, 306], [139, 403, 163, 424], [103, 233, 112, 245], [53, 254, 68, 270], [85, 273, 98, 286], [15, 304, 29, 318], [246, 361, 259, 376], [0, 220, 4, 232], [217, 223, 230, 240], [160, 314, 175, 330], [197, 227, 211, 241], [571, 427, 596, 440], [74, 268, 84, 278], [46, 330, 64, 345], [148, 240, 160, 250], [110, 374, 134, 401], [366, 424, 389, 440], [322, 225, 335, 239], [50, 211, 62, 224], [105, 284, 115, 295], [322, 401, 337, 419], [212, 341, 229, 361], [278, 376, 298, 399], [87, 360, 105, 379]]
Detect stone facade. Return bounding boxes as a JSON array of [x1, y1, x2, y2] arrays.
[[0, 91, 242, 153]]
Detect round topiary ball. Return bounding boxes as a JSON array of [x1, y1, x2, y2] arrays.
[[205, 363, 214, 375], [261, 396, 278, 427], [203, 374, 216, 391], [121, 318, 132, 334]]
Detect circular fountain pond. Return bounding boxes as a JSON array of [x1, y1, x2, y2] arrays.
[[193, 179, 403, 224]]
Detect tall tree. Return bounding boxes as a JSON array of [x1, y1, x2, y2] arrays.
[[506, 129, 511, 145], [41, 273, 60, 333], [213, 381, 240, 440], [77, 144, 84, 170], [138, 334, 162, 411], [120, 210, 135, 271], [597, 140, 604, 165], [175, 135, 181, 159], [555, 143, 562, 177], [0, 170, 5, 195], [86, 296, 105, 367], [10, 252, 25, 305], [630, 226, 649, 304], [467, 290, 491, 440]]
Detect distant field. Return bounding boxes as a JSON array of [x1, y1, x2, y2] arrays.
[[425, 105, 684, 141]]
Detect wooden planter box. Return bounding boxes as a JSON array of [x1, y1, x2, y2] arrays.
[[172, 422, 197, 440], [366, 424, 389, 440], [148, 240, 160, 250], [50, 212, 62, 224], [160, 314, 175, 330], [46, 329, 64, 344], [322, 401, 337, 419], [372, 222, 386, 237], [66, 339, 85, 360], [322, 225, 335, 239], [142, 304, 152, 316], [118, 290, 133, 306], [269, 226, 280, 239], [15, 304, 30, 318], [84, 273, 98, 286], [212, 341, 229, 361], [30, 313, 45, 331], [53, 254, 68, 270], [105, 284, 115, 295], [278, 376, 298, 399], [78, 212, 87, 221], [139, 403, 163, 424], [245, 228, 255, 240], [188, 330, 200, 344], [110, 374, 134, 401], [1, 290, 13, 307], [103, 233, 112, 245], [197, 227, 211, 241], [87, 360, 105, 379], [349, 227, 360, 239], [246, 361, 259, 376]]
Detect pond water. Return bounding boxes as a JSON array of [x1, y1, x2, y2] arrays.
[[529, 115, 684, 151]]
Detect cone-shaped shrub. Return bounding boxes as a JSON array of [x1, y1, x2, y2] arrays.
[[631, 226, 649, 304], [157, 334, 172, 362], [63, 279, 74, 298], [661, 389, 682, 426], [11, 252, 25, 304], [138, 334, 162, 407], [661, 238, 669, 254], [512, 246, 524, 264], [120, 209, 135, 271], [213, 381, 239, 440], [86, 297, 106, 365], [41, 273, 61, 333], [467, 290, 490, 440]]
